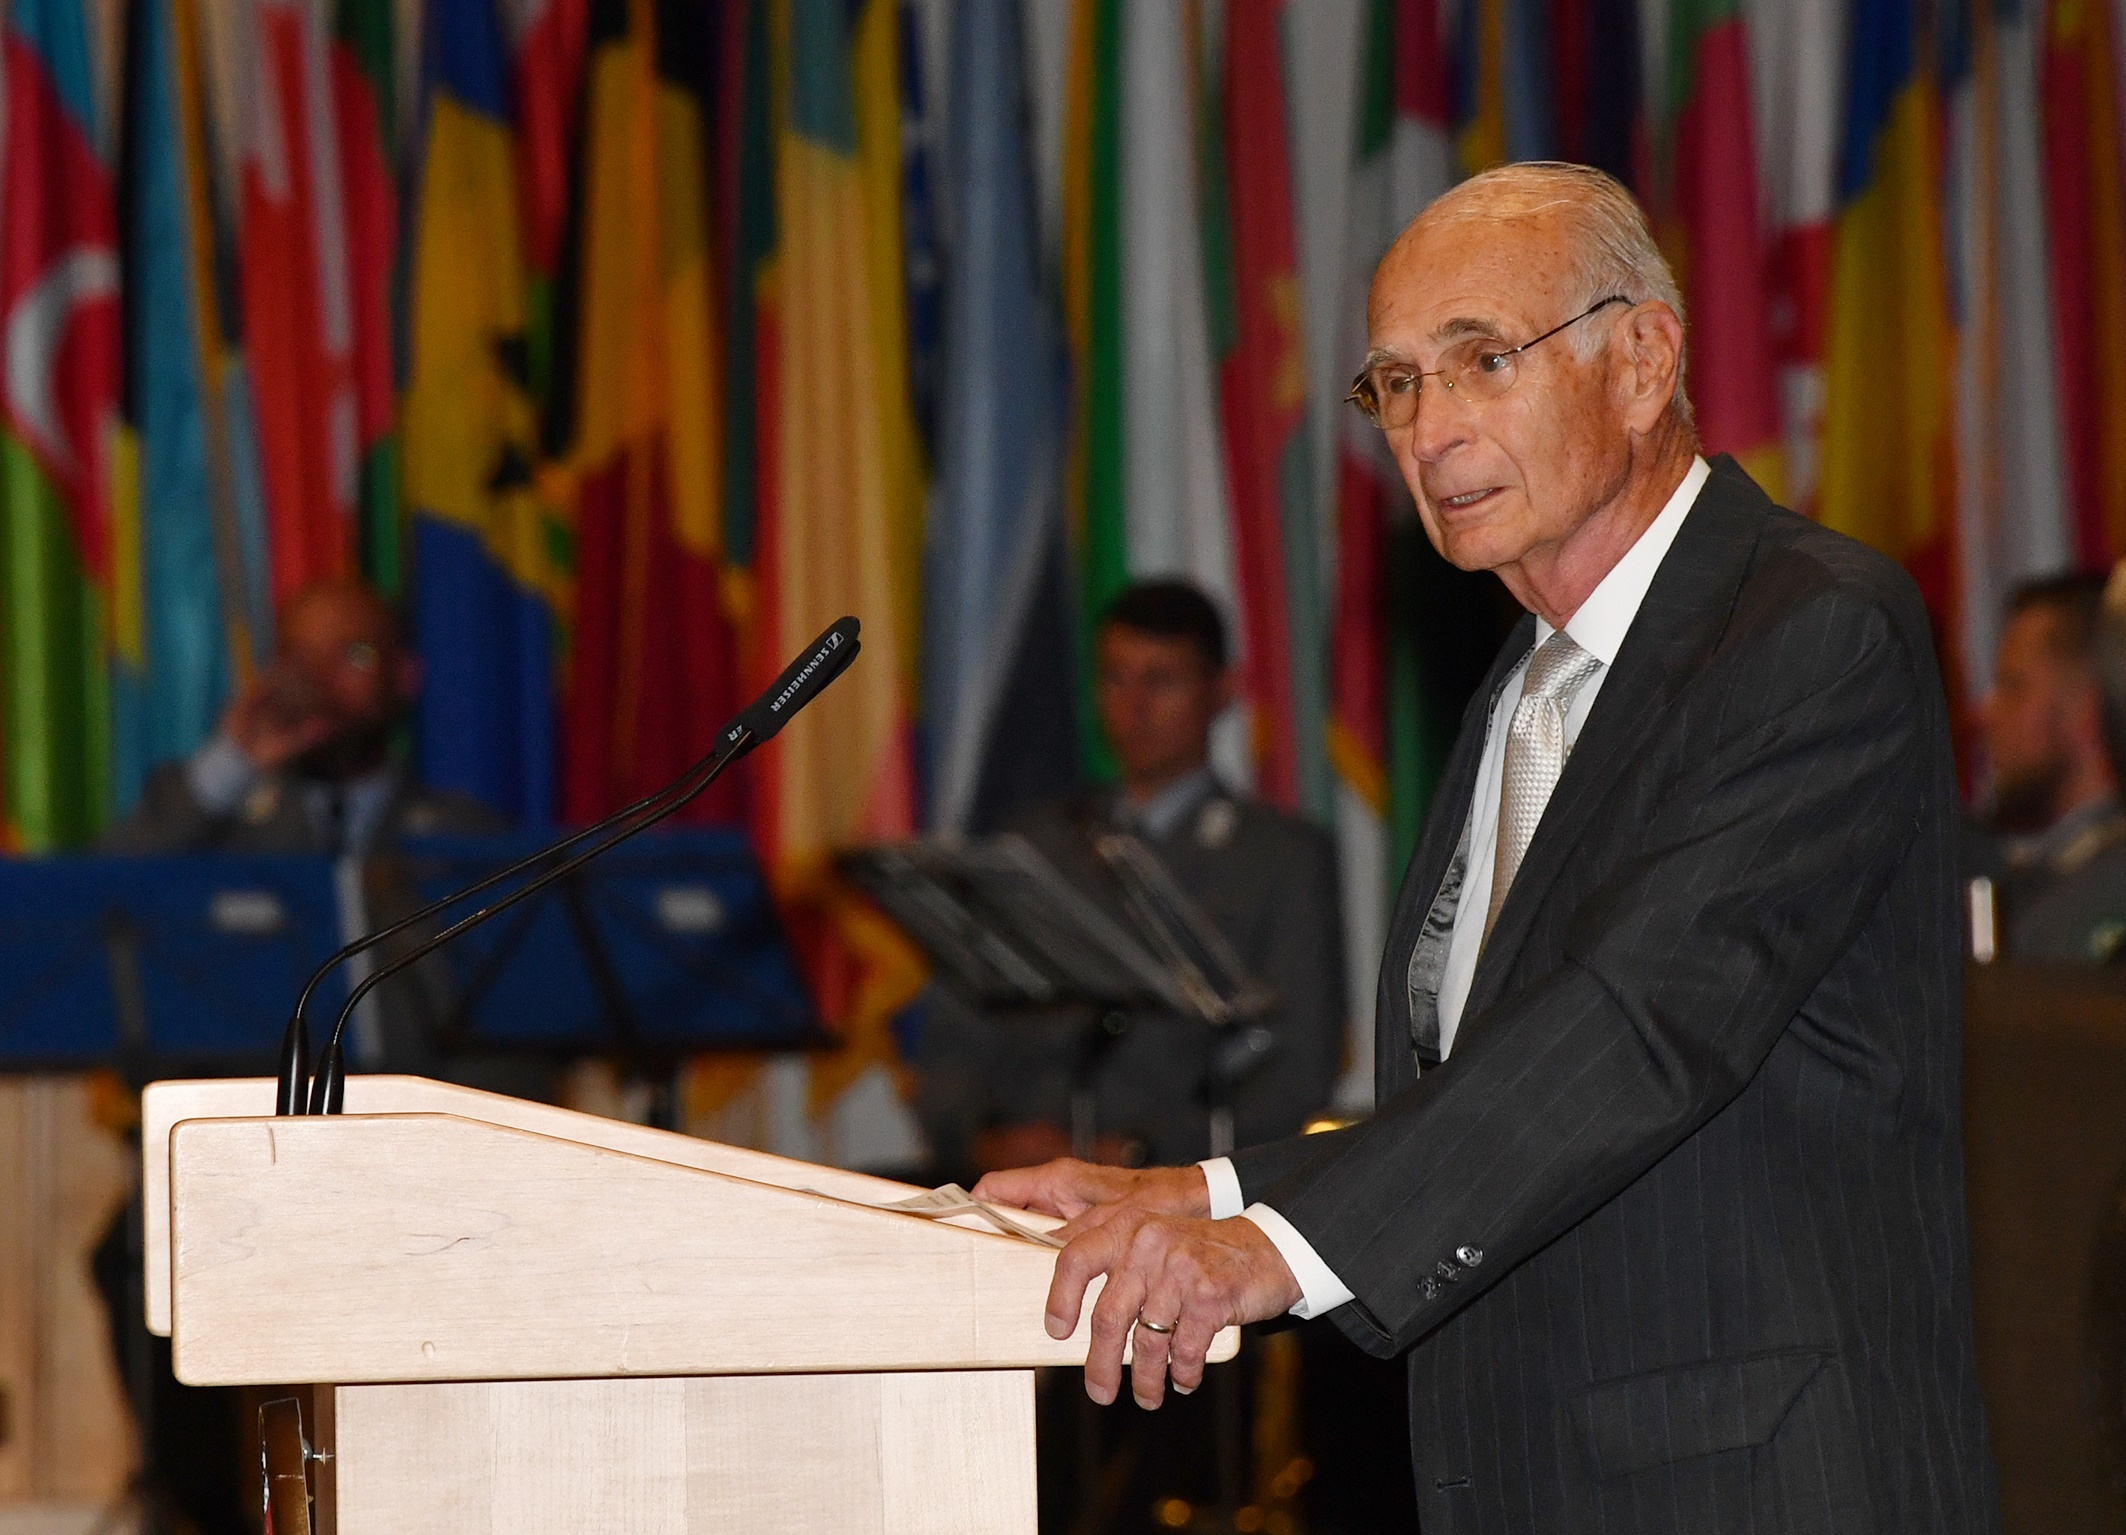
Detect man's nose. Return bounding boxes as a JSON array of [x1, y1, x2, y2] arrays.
[[1406, 377, 1474, 463]]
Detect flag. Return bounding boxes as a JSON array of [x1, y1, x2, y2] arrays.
[[2040, 0, 2126, 566], [238, 0, 359, 604], [110, 0, 234, 814], [1819, 0, 1960, 632], [404, 0, 561, 825], [922, 0, 1077, 836], [1661, 0, 1783, 492], [548, 0, 737, 827], [1328, 0, 1456, 1107], [1453, 0, 1549, 172], [753, 0, 925, 1114], [1550, 0, 1645, 193], [1746, 0, 1842, 511], [333, 0, 398, 590], [1208, 1, 1325, 819], [2, 0, 119, 850], [1063, 0, 1247, 788], [505, 0, 589, 405], [1951, 0, 2071, 703]]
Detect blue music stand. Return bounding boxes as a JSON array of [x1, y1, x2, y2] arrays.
[[396, 827, 820, 1058], [0, 854, 346, 1073]]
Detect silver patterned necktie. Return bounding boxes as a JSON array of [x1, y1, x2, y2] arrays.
[[1484, 632, 1603, 942]]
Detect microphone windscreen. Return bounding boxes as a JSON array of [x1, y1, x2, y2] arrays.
[[738, 616, 862, 745]]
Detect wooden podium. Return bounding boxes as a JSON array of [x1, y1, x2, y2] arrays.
[[141, 1076, 1235, 1533]]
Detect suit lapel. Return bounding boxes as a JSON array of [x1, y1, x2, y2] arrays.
[[1460, 457, 1771, 1024]]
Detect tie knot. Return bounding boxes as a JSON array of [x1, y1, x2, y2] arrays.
[[1522, 632, 1601, 705]]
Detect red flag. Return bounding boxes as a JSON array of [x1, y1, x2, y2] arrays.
[[240, 0, 358, 601], [1214, 0, 1307, 810]]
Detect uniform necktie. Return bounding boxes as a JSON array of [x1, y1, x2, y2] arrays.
[[1485, 632, 1603, 942]]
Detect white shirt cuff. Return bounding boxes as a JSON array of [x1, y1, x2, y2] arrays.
[[185, 733, 259, 815], [1197, 1157, 1245, 1221], [1240, 1202, 1356, 1320]]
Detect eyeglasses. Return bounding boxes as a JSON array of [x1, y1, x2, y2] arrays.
[[1346, 295, 1632, 431]]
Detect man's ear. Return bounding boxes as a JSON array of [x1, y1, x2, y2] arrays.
[[1616, 301, 1686, 434]]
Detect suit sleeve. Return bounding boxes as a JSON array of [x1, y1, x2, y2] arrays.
[[1261, 590, 1936, 1357]]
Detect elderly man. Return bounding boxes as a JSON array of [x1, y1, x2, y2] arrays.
[[979, 164, 1996, 1532]]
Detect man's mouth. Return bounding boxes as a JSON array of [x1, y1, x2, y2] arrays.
[[1435, 486, 1503, 511]]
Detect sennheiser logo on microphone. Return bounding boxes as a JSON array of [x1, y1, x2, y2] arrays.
[[768, 632, 843, 714]]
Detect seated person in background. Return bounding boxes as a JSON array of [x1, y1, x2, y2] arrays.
[[102, 577, 499, 857], [1976, 573, 2126, 959], [916, 580, 1345, 1183]]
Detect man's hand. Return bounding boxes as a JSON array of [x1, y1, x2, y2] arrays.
[[1044, 1209, 1301, 1409], [971, 1158, 1209, 1224], [222, 665, 336, 772]]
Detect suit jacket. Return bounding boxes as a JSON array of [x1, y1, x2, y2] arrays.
[[100, 758, 501, 856], [916, 787, 1345, 1178], [1229, 459, 1997, 1533]]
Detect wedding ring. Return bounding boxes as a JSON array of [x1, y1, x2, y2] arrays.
[[1135, 1315, 1176, 1335]]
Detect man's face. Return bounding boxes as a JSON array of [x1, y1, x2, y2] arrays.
[[272, 587, 410, 775], [1094, 625, 1228, 789], [1985, 606, 2092, 829], [1367, 213, 1637, 577]]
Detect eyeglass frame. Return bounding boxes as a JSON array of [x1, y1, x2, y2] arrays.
[[1345, 294, 1634, 429]]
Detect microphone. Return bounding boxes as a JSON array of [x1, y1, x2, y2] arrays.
[[275, 616, 862, 1115]]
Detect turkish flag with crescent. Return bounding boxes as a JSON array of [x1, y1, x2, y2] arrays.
[[0, 2, 119, 582]]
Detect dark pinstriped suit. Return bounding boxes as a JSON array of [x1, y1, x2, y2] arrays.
[[1230, 459, 1997, 1532]]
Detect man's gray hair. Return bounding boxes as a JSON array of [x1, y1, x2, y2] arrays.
[[1416, 162, 1693, 424]]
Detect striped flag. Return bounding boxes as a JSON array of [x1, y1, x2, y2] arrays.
[[1065, 0, 1249, 789], [110, 0, 234, 814], [1550, 0, 1646, 194], [2040, 0, 2126, 567], [754, 0, 925, 1111], [1951, 0, 2074, 705], [505, 0, 588, 412], [2, 0, 119, 850], [1661, 0, 1783, 494], [238, 0, 359, 603], [1819, 0, 1960, 635], [403, 0, 561, 825], [332, 0, 398, 590], [549, 0, 737, 826], [1209, 0, 1323, 817], [1746, 0, 1842, 512], [922, 0, 1078, 835]]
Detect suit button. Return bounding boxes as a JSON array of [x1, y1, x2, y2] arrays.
[[1418, 1277, 1440, 1299], [1434, 1260, 1460, 1284], [1456, 1245, 1484, 1267]]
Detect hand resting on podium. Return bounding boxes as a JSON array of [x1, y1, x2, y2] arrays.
[[974, 1158, 1301, 1411]]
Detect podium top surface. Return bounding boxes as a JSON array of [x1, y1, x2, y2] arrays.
[[142, 1075, 1043, 1338], [148, 1076, 1234, 1385]]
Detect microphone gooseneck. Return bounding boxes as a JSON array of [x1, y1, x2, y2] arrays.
[[277, 616, 863, 1115], [271, 746, 729, 1114]]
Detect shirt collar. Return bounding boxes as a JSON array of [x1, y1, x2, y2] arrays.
[[1117, 765, 1221, 842], [1533, 454, 1711, 665]]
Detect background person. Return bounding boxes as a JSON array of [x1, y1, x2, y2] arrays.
[[1975, 573, 2126, 958], [915, 579, 1345, 1184]]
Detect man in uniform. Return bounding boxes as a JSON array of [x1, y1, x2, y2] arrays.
[[916, 578, 1346, 1182], [1976, 574, 2126, 959]]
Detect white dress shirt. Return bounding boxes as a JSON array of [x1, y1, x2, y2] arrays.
[[1202, 456, 1711, 1318]]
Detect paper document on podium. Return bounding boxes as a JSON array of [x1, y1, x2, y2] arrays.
[[877, 1185, 1067, 1247]]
